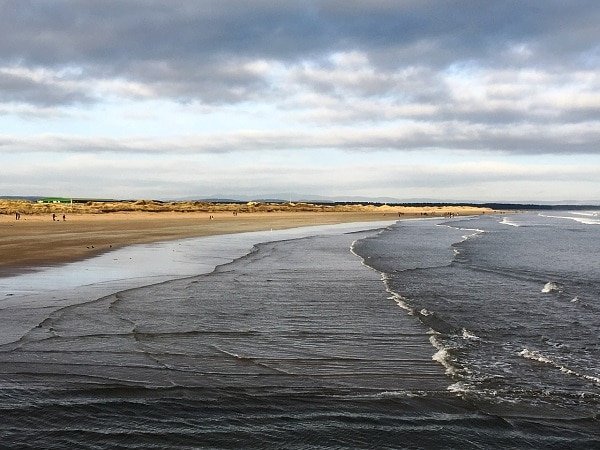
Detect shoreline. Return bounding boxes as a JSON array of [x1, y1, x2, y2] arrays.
[[0, 207, 491, 275], [0, 220, 400, 346]]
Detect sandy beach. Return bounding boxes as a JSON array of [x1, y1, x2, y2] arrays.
[[0, 203, 492, 273]]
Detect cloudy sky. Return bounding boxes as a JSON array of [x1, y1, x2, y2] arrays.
[[1, 1, 599, 201]]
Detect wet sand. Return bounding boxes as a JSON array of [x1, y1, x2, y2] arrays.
[[0, 207, 491, 273], [0, 211, 391, 272]]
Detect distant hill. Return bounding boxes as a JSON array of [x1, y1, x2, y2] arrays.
[[4, 194, 598, 210], [172, 193, 599, 209], [0, 195, 42, 201]]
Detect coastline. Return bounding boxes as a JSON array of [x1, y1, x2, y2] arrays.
[[0, 211, 385, 274], [0, 207, 491, 275]]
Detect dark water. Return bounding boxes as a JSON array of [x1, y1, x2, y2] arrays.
[[356, 214, 600, 419], [1, 215, 599, 448]]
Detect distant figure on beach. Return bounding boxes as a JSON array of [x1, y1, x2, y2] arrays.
[[15, 212, 20, 220], [52, 213, 56, 221], [62, 214, 66, 221]]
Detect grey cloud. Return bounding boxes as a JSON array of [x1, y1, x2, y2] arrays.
[[288, 62, 445, 102], [123, 59, 271, 104], [1, 1, 598, 105], [1, 1, 329, 66], [0, 70, 94, 106], [286, 63, 600, 127], [3, 120, 599, 155]]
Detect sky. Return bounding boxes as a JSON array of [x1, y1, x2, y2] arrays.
[[1, 1, 599, 202]]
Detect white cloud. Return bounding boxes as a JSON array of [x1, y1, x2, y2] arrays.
[[3, 116, 599, 156], [2, 154, 598, 201]]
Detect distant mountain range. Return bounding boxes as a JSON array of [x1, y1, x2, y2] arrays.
[[177, 193, 600, 207]]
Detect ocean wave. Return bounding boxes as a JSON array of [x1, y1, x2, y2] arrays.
[[437, 223, 486, 242], [571, 211, 600, 218], [499, 217, 520, 227], [367, 263, 471, 386], [416, 309, 461, 335], [386, 293, 413, 314], [518, 349, 600, 385], [541, 281, 563, 293], [372, 390, 430, 399], [430, 335, 463, 377], [461, 328, 480, 341], [447, 381, 469, 393], [381, 270, 477, 379], [349, 237, 380, 273], [539, 213, 600, 226]]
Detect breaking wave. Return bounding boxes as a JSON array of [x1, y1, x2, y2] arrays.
[[500, 217, 520, 227], [430, 335, 460, 377], [539, 213, 600, 226], [519, 349, 600, 385], [542, 281, 563, 293]]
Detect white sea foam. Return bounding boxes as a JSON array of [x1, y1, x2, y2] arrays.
[[539, 213, 600, 226], [387, 293, 413, 313], [436, 222, 486, 242], [459, 228, 486, 241], [519, 349, 600, 385], [430, 335, 459, 376], [461, 328, 480, 340], [519, 348, 553, 364], [378, 272, 416, 315], [348, 223, 396, 271], [447, 381, 468, 393], [541, 281, 562, 293], [500, 217, 520, 227], [571, 211, 599, 217], [374, 390, 426, 399]]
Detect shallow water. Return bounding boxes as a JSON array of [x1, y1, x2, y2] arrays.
[[0, 221, 393, 346]]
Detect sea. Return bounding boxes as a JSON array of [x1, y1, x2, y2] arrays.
[[0, 213, 599, 449]]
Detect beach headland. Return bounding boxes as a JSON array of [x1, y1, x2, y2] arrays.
[[0, 199, 493, 273]]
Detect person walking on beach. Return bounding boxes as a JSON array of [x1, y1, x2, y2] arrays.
[[15, 212, 20, 220], [52, 213, 56, 221], [62, 214, 66, 221]]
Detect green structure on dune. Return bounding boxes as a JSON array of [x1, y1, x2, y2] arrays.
[[36, 197, 72, 204]]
